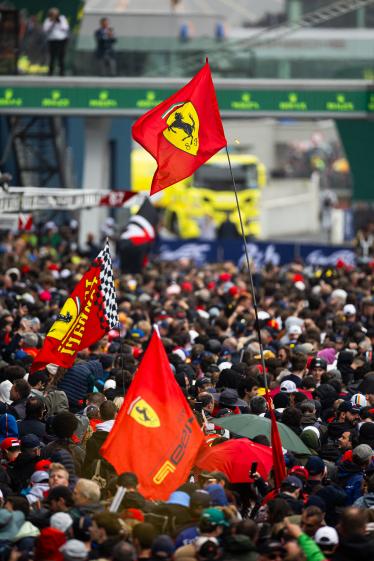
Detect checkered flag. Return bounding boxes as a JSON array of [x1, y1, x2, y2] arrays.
[[94, 241, 119, 330]]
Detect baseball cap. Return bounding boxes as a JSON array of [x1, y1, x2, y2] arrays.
[[190, 490, 212, 509], [305, 456, 325, 476], [151, 535, 175, 560], [166, 491, 190, 508], [351, 393, 368, 408], [309, 357, 327, 370], [343, 304, 356, 316], [21, 434, 41, 449], [338, 401, 354, 413], [288, 325, 302, 335], [59, 539, 87, 560], [314, 526, 339, 549], [0, 437, 21, 452], [280, 380, 297, 394], [289, 466, 309, 481], [30, 471, 49, 484], [282, 475, 303, 490], [201, 508, 229, 527], [50, 512, 73, 533]]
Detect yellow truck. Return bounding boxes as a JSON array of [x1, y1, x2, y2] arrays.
[[131, 147, 266, 239]]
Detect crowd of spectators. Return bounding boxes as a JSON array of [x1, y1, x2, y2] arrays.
[[0, 224, 373, 561]]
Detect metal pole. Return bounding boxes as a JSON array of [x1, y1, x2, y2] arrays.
[[225, 146, 268, 389]]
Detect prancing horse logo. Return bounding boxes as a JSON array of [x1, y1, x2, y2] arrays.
[[128, 397, 160, 428], [163, 101, 199, 155]]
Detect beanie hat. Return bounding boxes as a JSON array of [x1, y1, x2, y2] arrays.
[[34, 527, 66, 561]]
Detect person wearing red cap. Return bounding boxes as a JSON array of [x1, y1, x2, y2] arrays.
[[0, 437, 21, 463]]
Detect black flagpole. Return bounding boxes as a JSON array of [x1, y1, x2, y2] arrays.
[[225, 146, 268, 390]]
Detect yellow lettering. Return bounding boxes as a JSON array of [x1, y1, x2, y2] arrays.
[[153, 461, 176, 485]]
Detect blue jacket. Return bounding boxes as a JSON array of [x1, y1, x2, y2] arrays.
[[337, 459, 364, 505], [58, 360, 103, 412]]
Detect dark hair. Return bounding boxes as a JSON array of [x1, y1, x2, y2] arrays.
[[291, 352, 307, 372], [238, 376, 258, 399], [118, 471, 138, 488], [25, 396, 45, 419], [52, 412, 78, 438], [28, 371, 48, 388], [99, 400, 117, 421], [3, 365, 26, 383], [12, 379, 31, 400], [112, 541, 137, 561], [5, 496, 30, 517], [267, 498, 293, 524], [93, 512, 121, 536], [132, 523, 157, 549], [281, 407, 302, 429]]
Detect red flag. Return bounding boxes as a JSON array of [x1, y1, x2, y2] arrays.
[[30, 242, 118, 373], [101, 331, 205, 500], [265, 391, 287, 489], [132, 61, 227, 195]]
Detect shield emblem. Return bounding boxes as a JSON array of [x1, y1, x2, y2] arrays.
[[163, 101, 199, 155], [48, 296, 80, 341], [128, 397, 160, 428]]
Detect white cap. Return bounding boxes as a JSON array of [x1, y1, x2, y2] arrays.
[[295, 281, 306, 291], [258, 311, 270, 321], [21, 293, 35, 305], [59, 539, 87, 559], [103, 379, 116, 391], [351, 393, 368, 408], [288, 325, 302, 335], [197, 309, 210, 319], [218, 361, 232, 371], [50, 512, 73, 533], [280, 380, 297, 393], [343, 304, 356, 316], [314, 526, 339, 547], [331, 288, 348, 303]]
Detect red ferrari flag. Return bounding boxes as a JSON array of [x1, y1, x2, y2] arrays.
[[31, 242, 118, 373], [132, 61, 227, 195], [101, 331, 205, 500]]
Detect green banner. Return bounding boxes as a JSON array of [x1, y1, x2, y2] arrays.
[[0, 85, 372, 115]]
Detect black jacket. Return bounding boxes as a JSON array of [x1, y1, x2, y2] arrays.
[[18, 418, 47, 440], [332, 535, 374, 561]]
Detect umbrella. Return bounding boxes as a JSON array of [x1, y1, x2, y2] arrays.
[[215, 414, 311, 455], [195, 438, 273, 483]]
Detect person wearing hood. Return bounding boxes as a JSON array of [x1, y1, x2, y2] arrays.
[[82, 400, 117, 479], [0, 413, 18, 444], [0, 381, 12, 407], [337, 444, 373, 505], [353, 472, 374, 509], [300, 427, 321, 456]]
